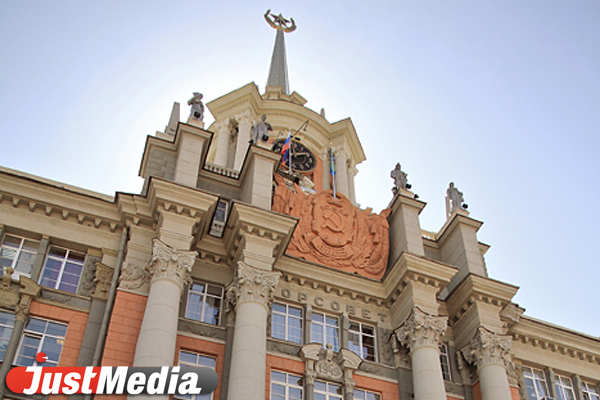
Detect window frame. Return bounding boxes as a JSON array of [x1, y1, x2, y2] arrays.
[[270, 370, 303, 400], [348, 320, 377, 362], [311, 311, 340, 351], [14, 317, 67, 367], [314, 380, 343, 400], [184, 281, 224, 326], [39, 245, 86, 293], [353, 388, 382, 400], [175, 350, 216, 400], [582, 382, 600, 400], [554, 375, 576, 400], [0, 311, 15, 362], [439, 343, 452, 381], [522, 367, 550, 400], [271, 302, 303, 344], [0, 233, 39, 278]]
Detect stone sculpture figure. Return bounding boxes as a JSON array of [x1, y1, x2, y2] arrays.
[[187, 92, 204, 121], [251, 114, 273, 143], [446, 182, 465, 218], [390, 163, 409, 193]]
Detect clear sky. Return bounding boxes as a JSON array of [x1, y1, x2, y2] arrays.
[[1, 1, 599, 336]]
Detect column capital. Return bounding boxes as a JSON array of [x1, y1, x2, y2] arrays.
[[146, 238, 197, 290], [225, 262, 280, 310], [394, 307, 447, 352], [460, 326, 513, 370], [234, 109, 254, 126]]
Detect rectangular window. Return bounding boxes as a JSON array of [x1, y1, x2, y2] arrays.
[[582, 382, 599, 400], [315, 381, 343, 400], [185, 282, 224, 326], [271, 303, 303, 344], [311, 312, 339, 351], [354, 389, 381, 400], [270, 370, 302, 400], [39, 246, 86, 293], [15, 317, 67, 367], [0, 311, 15, 361], [555, 375, 576, 400], [348, 321, 377, 362], [439, 343, 452, 381], [523, 367, 549, 400], [0, 234, 39, 277], [175, 350, 216, 400]]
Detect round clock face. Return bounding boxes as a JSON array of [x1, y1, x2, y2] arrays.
[[272, 139, 317, 172]]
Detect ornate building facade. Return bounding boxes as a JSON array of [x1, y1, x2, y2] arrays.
[[0, 10, 598, 400]]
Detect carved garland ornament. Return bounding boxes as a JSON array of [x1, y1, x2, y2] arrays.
[[226, 262, 280, 310], [394, 307, 448, 352], [273, 174, 391, 279], [146, 239, 197, 290], [461, 326, 514, 371]]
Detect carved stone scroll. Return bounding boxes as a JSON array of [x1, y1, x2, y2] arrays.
[[119, 263, 151, 291], [92, 262, 114, 300], [460, 326, 514, 371], [146, 239, 197, 290], [273, 174, 391, 279], [225, 262, 280, 310], [394, 307, 448, 352]]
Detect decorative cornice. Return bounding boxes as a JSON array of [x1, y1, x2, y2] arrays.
[[394, 307, 448, 351], [225, 262, 280, 310], [146, 238, 197, 290], [461, 326, 513, 370]]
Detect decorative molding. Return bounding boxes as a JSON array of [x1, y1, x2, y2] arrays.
[[225, 262, 280, 310], [178, 319, 227, 341], [146, 239, 197, 290], [0, 269, 19, 309], [119, 263, 151, 291], [315, 344, 343, 379], [267, 339, 302, 357], [394, 307, 448, 352], [78, 256, 101, 297], [300, 343, 362, 386], [510, 331, 600, 365], [92, 262, 114, 300], [461, 326, 514, 371]]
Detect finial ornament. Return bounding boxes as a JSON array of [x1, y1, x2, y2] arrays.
[[445, 181, 467, 219], [264, 9, 297, 33]]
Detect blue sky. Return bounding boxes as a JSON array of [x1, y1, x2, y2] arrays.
[[1, 1, 599, 335]]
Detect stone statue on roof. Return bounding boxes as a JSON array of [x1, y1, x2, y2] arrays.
[[446, 182, 465, 218], [391, 163, 410, 194], [251, 114, 273, 143], [187, 92, 204, 121]]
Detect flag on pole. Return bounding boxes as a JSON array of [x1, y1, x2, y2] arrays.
[[281, 129, 291, 170], [329, 148, 337, 198]]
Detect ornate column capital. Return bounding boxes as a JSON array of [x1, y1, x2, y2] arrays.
[[235, 109, 254, 126], [394, 307, 448, 352], [145, 239, 197, 290], [332, 145, 349, 160], [225, 262, 280, 311], [460, 326, 513, 370]]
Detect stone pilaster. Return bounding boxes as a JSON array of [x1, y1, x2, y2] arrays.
[[225, 262, 280, 400], [213, 120, 232, 168], [133, 239, 197, 372], [234, 110, 253, 171], [460, 327, 513, 400], [394, 307, 448, 400], [347, 165, 358, 204], [333, 146, 349, 198], [320, 149, 331, 191]]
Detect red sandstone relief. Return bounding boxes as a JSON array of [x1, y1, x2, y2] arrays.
[[273, 174, 391, 280]]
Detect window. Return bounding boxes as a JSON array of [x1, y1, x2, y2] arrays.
[[555, 375, 576, 400], [348, 321, 377, 361], [439, 343, 451, 381], [271, 303, 302, 344], [176, 351, 216, 400], [354, 389, 381, 400], [15, 317, 67, 366], [185, 282, 224, 325], [270, 370, 302, 400], [0, 312, 15, 361], [39, 246, 86, 293], [523, 367, 549, 400], [315, 381, 343, 400], [311, 312, 339, 351], [0, 234, 39, 277], [582, 382, 599, 400]]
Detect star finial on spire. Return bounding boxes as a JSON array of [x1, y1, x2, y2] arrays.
[[265, 9, 297, 33]]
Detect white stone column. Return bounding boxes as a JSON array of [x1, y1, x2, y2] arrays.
[[320, 149, 331, 191], [234, 111, 253, 171], [461, 327, 513, 400], [334, 146, 349, 198], [395, 307, 448, 400], [347, 165, 358, 204], [225, 263, 280, 400], [133, 239, 197, 368], [213, 120, 231, 168]]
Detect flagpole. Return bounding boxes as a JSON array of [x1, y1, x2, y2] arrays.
[[330, 148, 337, 198], [288, 129, 293, 175]]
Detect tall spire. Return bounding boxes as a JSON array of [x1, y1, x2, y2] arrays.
[[264, 9, 296, 94]]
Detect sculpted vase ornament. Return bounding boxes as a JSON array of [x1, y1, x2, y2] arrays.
[[225, 262, 280, 310], [394, 307, 448, 352], [461, 326, 514, 371], [146, 239, 197, 290]]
